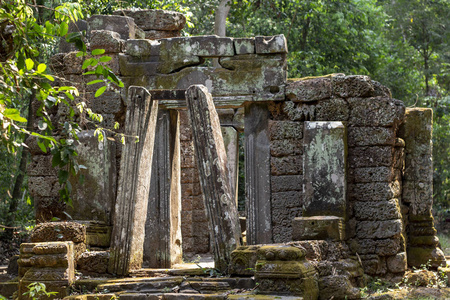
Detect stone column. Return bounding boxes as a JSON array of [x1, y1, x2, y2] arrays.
[[185, 85, 241, 273], [221, 126, 239, 204], [245, 103, 272, 244], [144, 109, 182, 268], [108, 87, 159, 275], [399, 108, 446, 268]]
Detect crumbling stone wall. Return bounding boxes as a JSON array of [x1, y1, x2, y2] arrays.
[[26, 8, 445, 276], [277, 75, 407, 276]]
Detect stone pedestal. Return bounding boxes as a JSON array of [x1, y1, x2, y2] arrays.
[[255, 245, 318, 299], [18, 242, 75, 300]]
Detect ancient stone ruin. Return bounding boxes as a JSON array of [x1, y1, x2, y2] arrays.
[[10, 8, 448, 300]]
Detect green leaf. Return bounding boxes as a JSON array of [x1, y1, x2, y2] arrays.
[[87, 79, 104, 85], [91, 49, 105, 55], [37, 140, 47, 153], [37, 64, 47, 73], [60, 22, 69, 36], [52, 151, 62, 167], [58, 169, 69, 184], [3, 109, 27, 122], [99, 56, 112, 63], [43, 74, 55, 81], [95, 86, 107, 97], [65, 92, 74, 100], [25, 58, 34, 71], [82, 58, 92, 70]]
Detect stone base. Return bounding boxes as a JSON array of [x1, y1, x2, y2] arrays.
[[407, 246, 447, 268], [292, 216, 344, 241], [255, 245, 318, 299]]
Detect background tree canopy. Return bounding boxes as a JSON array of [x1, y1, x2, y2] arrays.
[[1, 0, 449, 235]]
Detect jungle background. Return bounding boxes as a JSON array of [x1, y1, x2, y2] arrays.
[[0, 0, 449, 259]]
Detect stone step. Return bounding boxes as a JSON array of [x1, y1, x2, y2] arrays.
[[0, 281, 18, 298], [97, 277, 184, 293], [64, 292, 303, 300]]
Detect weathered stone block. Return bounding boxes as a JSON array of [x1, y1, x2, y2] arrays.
[[31, 222, 86, 243], [125, 39, 160, 57], [77, 251, 109, 274], [255, 35, 288, 54], [319, 275, 361, 300], [407, 247, 446, 268], [348, 127, 396, 146], [27, 155, 57, 176], [315, 97, 349, 121], [270, 155, 302, 175], [353, 199, 401, 221], [331, 75, 374, 98], [348, 146, 395, 168], [303, 121, 347, 218], [234, 38, 255, 54], [409, 235, 440, 247], [348, 166, 398, 183], [89, 91, 124, 114], [348, 97, 405, 127], [356, 220, 402, 239], [292, 216, 345, 241], [88, 15, 136, 40], [268, 120, 303, 140], [386, 252, 407, 273], [348, 237, 403, 256], [229, 245, 259, 276], [90, 30, 123, 53], [270, 175, 302, 192], [113, 9, 186, 31], [285, 77, 332, 102], [348, 181, 401, 202], [271, 191, 302, 209], [371, 80, 392, 98], [144, 30, 181, 40], [359, 254, 387, 275], [270, 139, 302, 157]]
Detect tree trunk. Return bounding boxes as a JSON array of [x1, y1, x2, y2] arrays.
[[213, 0, 231, 68], [3, 96, 33, 240]]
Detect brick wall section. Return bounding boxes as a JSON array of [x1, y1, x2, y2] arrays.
[[179, 111, 210, 255], [268, 120, 304, 243], [284, 75, 407, 276]]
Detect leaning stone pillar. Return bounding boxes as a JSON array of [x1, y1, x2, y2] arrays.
[[108, 87, 159, 275], [185, 85, 241, 273], [399, 108, 446, 268], [144, 109, 182, 268], [245, 103, 272, 244]]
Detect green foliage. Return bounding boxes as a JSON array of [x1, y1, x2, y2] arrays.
[[23, 282, 58, 300]]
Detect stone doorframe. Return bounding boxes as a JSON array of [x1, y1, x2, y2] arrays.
[[108, 86, 276, 275]]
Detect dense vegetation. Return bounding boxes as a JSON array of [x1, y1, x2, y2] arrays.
[[0, 0, 449, 237]]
